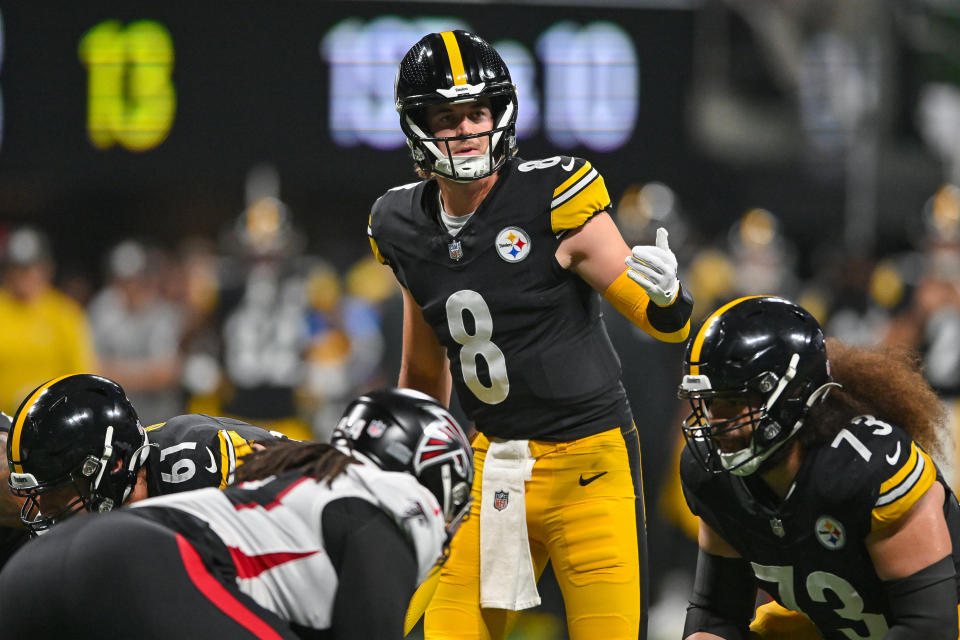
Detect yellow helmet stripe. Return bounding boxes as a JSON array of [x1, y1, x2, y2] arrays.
[[688, 296, 766, 376], [440, 31, 467, 86], [9, 374, 75, 473]]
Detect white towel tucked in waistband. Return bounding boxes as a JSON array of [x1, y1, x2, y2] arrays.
[[480, 439, 540, 610]]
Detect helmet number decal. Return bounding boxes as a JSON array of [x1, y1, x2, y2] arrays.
[[445, 290, 509, 405]]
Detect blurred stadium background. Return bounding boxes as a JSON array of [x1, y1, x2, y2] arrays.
[[2, 1, 960, 638]]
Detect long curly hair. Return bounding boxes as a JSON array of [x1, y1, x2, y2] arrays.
[[800, 339, 948, 463], [234, 440, 357, 486]]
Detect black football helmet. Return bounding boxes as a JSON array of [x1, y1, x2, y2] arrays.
[[8, 374, 150, 533], [396, 30, 518, 182], [332, 388, 474, 549], [678, 296, 835, 476]]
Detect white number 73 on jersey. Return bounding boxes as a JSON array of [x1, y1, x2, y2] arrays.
[[751, 563, 888, 639]]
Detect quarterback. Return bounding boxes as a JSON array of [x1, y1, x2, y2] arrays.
[[368, 30, 693, 639]]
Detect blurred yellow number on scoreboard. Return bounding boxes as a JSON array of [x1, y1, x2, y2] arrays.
[[79, 20, 176, 151]]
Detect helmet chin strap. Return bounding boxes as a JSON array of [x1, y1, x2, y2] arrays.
[[720, 378, 841, 477], [720, 422, 804, 477], [91, 426, 115, 505]]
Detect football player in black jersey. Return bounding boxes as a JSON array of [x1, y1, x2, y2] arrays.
[[0, 388, 473, 640], [4, 374, 283, 547], [367, 30, 693, 640], [678, 296, 960, 640]]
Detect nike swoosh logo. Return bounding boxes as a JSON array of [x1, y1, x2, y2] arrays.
[[562, 157, 575, 171], [886, 441, 901, 466], [205, 447, 218, 473], [579, 471, 607, 486]]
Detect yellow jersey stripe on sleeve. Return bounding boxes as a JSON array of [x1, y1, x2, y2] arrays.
[[551, 166, 597, 209], [550, 172, 610, 234], [221, 430, 257, 487], [368, 214, 386, 265], [217, 430, 233, 488], [871, 444, 936, 530], [145, 421, 168, 432], [552, 162, 592, 199]]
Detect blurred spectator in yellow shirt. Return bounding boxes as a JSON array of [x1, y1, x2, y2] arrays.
[[0, 227, 97, 414]]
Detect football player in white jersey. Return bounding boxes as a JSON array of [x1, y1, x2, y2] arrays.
[[0, 388, 473, 639]]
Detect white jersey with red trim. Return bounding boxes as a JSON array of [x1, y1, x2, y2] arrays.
[[131, 458, 446, 630]]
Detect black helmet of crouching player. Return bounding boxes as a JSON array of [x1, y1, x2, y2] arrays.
[[678, 296, 834, 477], [333, 388, 473, 546], [396, 30, 518, 182], [8, 374, 150, 534]]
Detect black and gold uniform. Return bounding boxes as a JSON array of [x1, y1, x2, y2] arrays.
[[370, 156, 690, 441], [371, 156, 691, 640], [144, 414, 284, 495], [683, 416, 960, 639]]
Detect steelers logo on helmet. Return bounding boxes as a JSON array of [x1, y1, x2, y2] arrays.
[[395, 30, 519, 182], [815, 515, 846, 550], [496, 226, 531, 263]]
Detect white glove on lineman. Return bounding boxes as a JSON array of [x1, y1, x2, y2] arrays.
[[625, 227, 680, 306]]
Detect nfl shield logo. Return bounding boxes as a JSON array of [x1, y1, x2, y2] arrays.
[[448, 239, 463, 262], [493, 490, 509, 511]]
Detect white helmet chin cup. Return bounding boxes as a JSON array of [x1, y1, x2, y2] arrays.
[[719, 420, 804, 476], [433, 154, 491, 182], [719, 447, 765, 477]]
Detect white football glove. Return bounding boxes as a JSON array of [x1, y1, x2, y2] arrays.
[[625, 227, 680, 306]]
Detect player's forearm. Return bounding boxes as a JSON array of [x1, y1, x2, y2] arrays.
[[603, 272, 693, 342], [398, 357, 451, 406], [883, 556, 958, 640], [683, 549, 756, 640]]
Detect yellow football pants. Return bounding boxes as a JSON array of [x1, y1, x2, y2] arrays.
[[424, 425, 647, 640]]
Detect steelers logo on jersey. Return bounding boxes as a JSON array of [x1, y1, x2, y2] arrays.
[[815, 515, 846, 550], [496, 226, 531, 263]]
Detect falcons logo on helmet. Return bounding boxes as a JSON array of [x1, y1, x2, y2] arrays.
[[413, 410, 472, 481]]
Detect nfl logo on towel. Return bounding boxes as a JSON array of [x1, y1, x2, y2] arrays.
[[493, 490, 509, 511]]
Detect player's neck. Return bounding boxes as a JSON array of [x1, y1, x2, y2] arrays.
[[436, 172, 498, 216], [759, 440, 804, 500]]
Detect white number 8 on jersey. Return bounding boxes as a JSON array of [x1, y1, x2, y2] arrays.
[[446, 290, 510, 405]]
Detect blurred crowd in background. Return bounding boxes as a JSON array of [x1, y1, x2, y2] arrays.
[[2, 168, 959, 639]]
